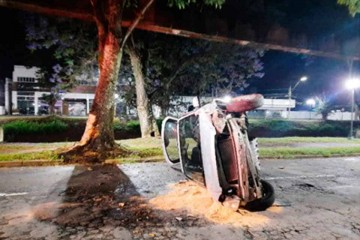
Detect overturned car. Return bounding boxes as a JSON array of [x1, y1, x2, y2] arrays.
[[161, 94, 275, 211]]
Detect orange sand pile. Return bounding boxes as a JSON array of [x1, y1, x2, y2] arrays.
[[149, 181, 272, 227]]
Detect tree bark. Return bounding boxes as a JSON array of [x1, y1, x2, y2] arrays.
[[60, 0, 128, 163], [127, 43, 158, 138]]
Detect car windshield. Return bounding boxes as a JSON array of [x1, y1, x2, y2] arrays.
[[178, 114, 205, 185]]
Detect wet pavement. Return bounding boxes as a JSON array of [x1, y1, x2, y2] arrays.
[[0, 157, 359, 240]]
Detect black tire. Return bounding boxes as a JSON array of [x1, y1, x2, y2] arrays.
[[244, 180, 275, 211]]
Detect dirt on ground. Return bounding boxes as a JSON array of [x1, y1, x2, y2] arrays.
[[149, 181, 272, 227]]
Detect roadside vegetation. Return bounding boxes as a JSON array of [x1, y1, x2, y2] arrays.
[[248, 119, 360, 137], [2, 117, 360, 142], [1, 117, 360, 163], [0, 137, 359, 164]]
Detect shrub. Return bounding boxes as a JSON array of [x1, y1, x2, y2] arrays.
[[248, 119, 356, 137], [125, 120, 140, 131], [113, 118, 127, 131], [3, 120, 68, 135]]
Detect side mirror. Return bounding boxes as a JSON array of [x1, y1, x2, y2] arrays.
[[161, 117, 180, 164]]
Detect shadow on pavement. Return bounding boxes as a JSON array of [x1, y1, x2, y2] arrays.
[[48, 164, 166, 227], [31, 164, 212, 239]]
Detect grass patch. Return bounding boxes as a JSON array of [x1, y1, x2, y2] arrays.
[[258, 137, 360, 144], [260, 146, 360, 159], [115, 138, 165, 162], [128, 147, 163, 158], [0, 150, 59, 162], [118, 138, 163, 149], [0, 142, 73, 154], [1, 137, 360, 164], [0, 142, 72, 162]]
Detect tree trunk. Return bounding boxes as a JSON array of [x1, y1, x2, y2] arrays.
[[321, 112, 328, 121], [151, 117, 160, 137], [127, 44, 157, 138], [49, 103, 55, 115], [60, 0, 128, 163]]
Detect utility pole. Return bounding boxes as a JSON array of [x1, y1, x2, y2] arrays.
[[287, 76, 308, 119], [287, 85, 292, 119]]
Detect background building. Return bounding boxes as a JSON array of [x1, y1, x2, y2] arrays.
[[3, 65, 96, 116]]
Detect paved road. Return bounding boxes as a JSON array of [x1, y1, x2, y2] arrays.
[[0, 157, 359, 240]]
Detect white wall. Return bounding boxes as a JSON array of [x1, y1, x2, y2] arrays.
[[12, 65, 40, 82], [11, 65, 40, 110], [287, 111, 354, 120]]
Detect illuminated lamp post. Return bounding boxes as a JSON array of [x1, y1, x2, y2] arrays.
[[306, 98, 316, 108], [288, 76, 308, 119], [306, 98, 316, 119], [345, 78, 360, 139]]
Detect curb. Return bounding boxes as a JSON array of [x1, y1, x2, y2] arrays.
[[0, 160, 65, 168]]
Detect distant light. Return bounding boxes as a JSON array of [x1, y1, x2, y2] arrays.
[[114, 93, 119, 99], [300, 76, 308, 82], [222, 95, 232, 103], [345, 78, 360, 90], [306, 98, 316, 107]]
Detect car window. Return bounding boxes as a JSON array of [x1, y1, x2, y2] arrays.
[[178, 114, 205, 185]]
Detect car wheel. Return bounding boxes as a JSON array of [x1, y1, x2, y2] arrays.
[[244, 180, 275, 211]]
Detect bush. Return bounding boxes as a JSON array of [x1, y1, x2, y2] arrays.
[[125, 120, 140, 131], [3, 120, 68, 135], [2, 116, 356, 142], [248, 119, 357, 137]]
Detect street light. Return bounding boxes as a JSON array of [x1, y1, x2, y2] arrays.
[[306, 98, 316, 120], [345, 78, 360, 139], [306, 98, 316, 108], [222, 95, 232, 103], [288, 76, 308, 119]]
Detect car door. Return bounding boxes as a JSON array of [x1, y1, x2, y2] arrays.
[[177, 113, 205, 184]]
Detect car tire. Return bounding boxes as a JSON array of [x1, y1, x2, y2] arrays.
[[244, 180, 275, 211]]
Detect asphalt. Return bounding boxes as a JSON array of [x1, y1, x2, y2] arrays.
[[0, 158, 359, 239]]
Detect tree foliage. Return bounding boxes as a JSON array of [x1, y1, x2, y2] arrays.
[[24, 14, 98, 89], [120, 32, 264, 114], [338, 0, 360, 16], [314, 93, 336, 120], [14, 0, 229, 163], [168, 0, 225, 9]]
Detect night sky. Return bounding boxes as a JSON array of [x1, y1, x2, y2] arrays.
[[0, 5, 359, 107], [0, 8, 29, 80], [249, 51, 353, 101]]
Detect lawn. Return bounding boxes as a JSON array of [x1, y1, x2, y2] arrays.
[[257, 137, 360, 158], [0, 137, 359, 163]]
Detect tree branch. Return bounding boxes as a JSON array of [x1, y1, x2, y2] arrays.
[[120, 0, 155, 49], [165, 51, 214, 90], [0, 0, 92, 21]]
